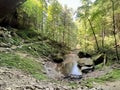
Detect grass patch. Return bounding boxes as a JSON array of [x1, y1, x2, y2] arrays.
[[97, 69, 120, 81], [83, 69, 120, 88], [68, 82, 78, 89], [0, 52, 46, 80]]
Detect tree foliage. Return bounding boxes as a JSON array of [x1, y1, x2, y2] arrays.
[[76, 0, 120, 61], [15, 0, 78, 48], [4, 0, 120, 61]]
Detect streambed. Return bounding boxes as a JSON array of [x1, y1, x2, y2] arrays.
[[44, 52, 94, 79]]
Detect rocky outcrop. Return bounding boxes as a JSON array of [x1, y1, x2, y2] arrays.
[[0, 0, 25, 19], [0, 0, 26, 27]]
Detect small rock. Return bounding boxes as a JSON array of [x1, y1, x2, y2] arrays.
[[16, 86, 25, 90], [77, 87, 82, 90], [3, 27, 7, 31], [11, 45, 17, 50], [8, 34, 11, 38], [49, 87, 54, 90], [0, 82, 7, 88], [0, 69, 4, 73], [45, 88, 50, 90], [55, 87, 60, 90], [42, 70, 47, 74], [6, 87, 12, 90], [63, 86, 69, 89]]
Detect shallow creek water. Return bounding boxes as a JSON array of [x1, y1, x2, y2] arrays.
[[44, 53, 83, 79]]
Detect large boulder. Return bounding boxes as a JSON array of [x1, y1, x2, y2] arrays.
[[78, 58, 94, 66], [77, 51, 94, 73], [77, 58, 94, 73]]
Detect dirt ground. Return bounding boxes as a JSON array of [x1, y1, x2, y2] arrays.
[[0, 52, 120, 90]]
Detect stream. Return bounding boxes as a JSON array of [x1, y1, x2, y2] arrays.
[[44, 51, 94, 79]]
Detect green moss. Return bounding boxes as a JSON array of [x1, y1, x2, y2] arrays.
[[0, 52, 46, 80]]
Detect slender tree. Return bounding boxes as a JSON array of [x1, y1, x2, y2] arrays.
[[111, 0, 119, 61], [76, 0, 99, 51]]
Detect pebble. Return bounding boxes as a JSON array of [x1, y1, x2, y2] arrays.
[[49, 87, 54, 90], [45, 88, 49, 90]]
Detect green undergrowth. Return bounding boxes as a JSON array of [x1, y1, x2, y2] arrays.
[[83, 69, 120, 88], [0, 52, 47, 80], [16, 28, 39, 40], [16, 42, 59, 57], [15, 28, 69, 58]]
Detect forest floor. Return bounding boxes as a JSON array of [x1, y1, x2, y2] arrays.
[[0, 58, 120, 90], [0, 50, 120, 90]]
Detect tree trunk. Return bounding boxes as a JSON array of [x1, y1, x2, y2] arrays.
[[63, 14, 66, 44], [102, 22, 105, 48], [111, 0, 119, 61], [83, 20, 87, 52], [86, 17, 99, 51]]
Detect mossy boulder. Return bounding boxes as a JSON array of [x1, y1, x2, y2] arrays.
[[78, 58, 94, 66]]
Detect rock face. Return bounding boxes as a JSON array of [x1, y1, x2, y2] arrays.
[[0, 0, 26, 19]]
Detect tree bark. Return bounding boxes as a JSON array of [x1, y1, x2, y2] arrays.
[[102, 22, 105, 48], [86, 17, 99, 51], [111, 0, 119, 61]]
